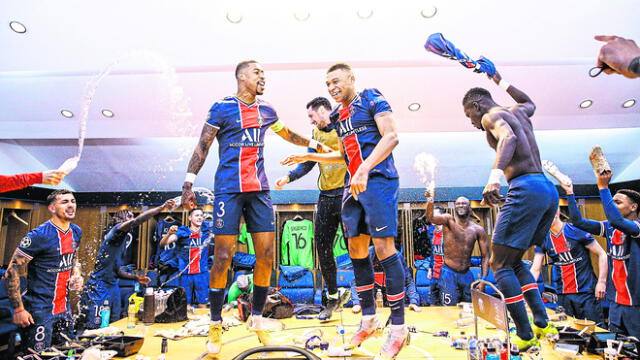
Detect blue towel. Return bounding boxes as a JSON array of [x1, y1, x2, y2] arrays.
[[336, 253, 353, 270], [279, 265, 309, 282], [232, 252, 256, 269], [425, 32, 496, 76]]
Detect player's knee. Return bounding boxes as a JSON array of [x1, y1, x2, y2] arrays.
[[213, 251, 232, 268], [256, 247, 274, 264], [489, 256, 506, 272]]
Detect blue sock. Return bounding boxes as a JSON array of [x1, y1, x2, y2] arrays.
[[494, 267, 534, 340], [209, 288, 225, 322], [379, 253, 406, 325], [514, 261, 548, 328], [351, 256, 376, 316], [251, 285, 269, 316]]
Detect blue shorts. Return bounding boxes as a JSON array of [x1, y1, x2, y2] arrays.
[[557, 292, 602, 323], [80, 280, 123, 329], [21, 309, 74, 352], [429, 276, 441, 305], [609, 302, 640, 338], [492, 173, 559, 250], [181, 272, 209, 304], [438, 265, 475, 305], [341, 176, 398, 239], [213, 191, 275, 235]]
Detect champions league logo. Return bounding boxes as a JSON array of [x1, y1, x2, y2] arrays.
[[20, 236, 31, 248]]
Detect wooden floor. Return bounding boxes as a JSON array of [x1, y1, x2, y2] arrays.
[[110, 306, 601, 359]]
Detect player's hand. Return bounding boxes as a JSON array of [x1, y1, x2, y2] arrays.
[[595, 35, 640, 78], [424, 189, 435, 200], [409, 303, 421, 312], [280, 154, 308, 166], [481, 182, 503, 207], [317, 142, 333, 153], [42, 170, 65, 185], [163, 198, 176, 211], [274, 175, 290, 190], [137, 275, 151, 286], [595, 280, 606, 300], [595, 170, 613, 190], [559, 181, 574, 195], [168, 225, 179, 235], [349, 167, 369, 201], [181, 183, 197, 210], [13, 309, 34, 328], [351, 304, 362, 314], [488, 70, 502, 85], [478, 283, 486, 293]]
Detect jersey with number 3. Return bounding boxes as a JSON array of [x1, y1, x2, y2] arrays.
[[329, 88, 398, 184], [281, 219, 314, 269], [16, 221, 82, 315], [206, 96, 280, 195]]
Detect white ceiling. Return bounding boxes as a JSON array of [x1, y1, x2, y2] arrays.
[[1, 0, 639, 192]]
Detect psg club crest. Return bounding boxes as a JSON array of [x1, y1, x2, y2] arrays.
[[216, 218, 224, 229], [20, 236, 31, 248]]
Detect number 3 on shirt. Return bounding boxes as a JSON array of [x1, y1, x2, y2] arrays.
[[216, 201, 225, 218]]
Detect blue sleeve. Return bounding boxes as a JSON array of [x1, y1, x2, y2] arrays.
[[350, 280, 359, 305], [288, 147, 317, 183], [577, 231, 596, 247], [534, 245, 544, 254], [600, 189, 640, 237], [366, 88, 392, 118], [206, 102, 224, 128], [401, 254, 419, 305], [16, 228, 45, 260], [567, 194, 603, 236]]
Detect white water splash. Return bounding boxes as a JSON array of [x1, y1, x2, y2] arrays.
[[192, 186, 215, 205], [413, 152, 438, 193]]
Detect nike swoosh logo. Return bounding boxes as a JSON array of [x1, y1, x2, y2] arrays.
[[375, 226, 388, 232]]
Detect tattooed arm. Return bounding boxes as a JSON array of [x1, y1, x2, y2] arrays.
[[182, 124, 218, 210], [4, 249, 34, 327], [273, 124, 332, 153]]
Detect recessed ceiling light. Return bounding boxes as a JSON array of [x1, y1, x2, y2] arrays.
[[622, 99, 636, 108], [408, 103, 421, 111], [226, 12, 243, 24], [293, 10, 310, 21], [9, 21, 26, 33], [101, 109, 114, 118], [357, 9, 374, 19], [579, 100, 593, 109], [61, 110, 74, 118], [421, 6, 438, 18]]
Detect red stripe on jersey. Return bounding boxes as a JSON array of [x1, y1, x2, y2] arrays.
[[356, 283, 374, 292], [343, 134, 363, 180], [240, 103, 260, 128], [550, 232, 578, 294], [189, 232, 202, 274], [433, 255, 444, 279], [58, 229, 74, 254], [611, 230, 632, 305], [239, 147, 261, 192], [374, 272, 386, 286], [53, 270, 70, 315], [433, 230, 443, 246]]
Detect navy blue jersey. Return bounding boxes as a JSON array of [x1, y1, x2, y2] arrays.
[[87, 225, 130, 286], [154, 218, 180, 264], [16, 221, 82, 315], [330, 88, 398, 184], [206, 96, 280, 195], [598, 220, 640, 306], [535, 223, 597, 294], [175, 223, 211, 274]]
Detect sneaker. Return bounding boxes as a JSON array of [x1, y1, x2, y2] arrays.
[[206, 322, 223, 356], [319, 289, 352, 321], [511, 333, 540, 351], [347, 315, 381, 349], [532, 322, 559, 340], [378, 326, 409, 360], [247, 315, 273, 346]]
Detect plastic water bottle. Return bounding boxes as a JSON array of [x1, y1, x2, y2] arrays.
[[468, 336, 477, 359], [100, 300, 110, 328], [127, 298, 137, 328], [376, 289, 383, 308]]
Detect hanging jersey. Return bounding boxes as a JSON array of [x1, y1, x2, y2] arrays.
[[597, 220, 640, 306], [16, 221, 82, 315], [330, 88, 398, 184], [238, 223, 255, 255], [281, 218, 314, 269], [413, 218, 433, 259], [431, 225, 444, 279], [88, 225, 131, 286], [332, 226, 348, 258], [175, 224, 211, 275], [535, 223, 597, 294], [206, 96, 280, 195], [153, 218, 181, 264]]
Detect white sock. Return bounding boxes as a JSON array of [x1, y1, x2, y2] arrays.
[[390, 324, 406, 332], [327, 292, 339, 299], [210, 320, 221, 325]]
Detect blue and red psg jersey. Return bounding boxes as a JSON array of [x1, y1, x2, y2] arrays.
[[329, 88, 398, 184], [175, 224, 211, 275], [597, 220, 640, 306], [206, 96, 279, 195], [535, 223, 597, 294], [16, 221, 82, 315], [431, 226, 444, 279]]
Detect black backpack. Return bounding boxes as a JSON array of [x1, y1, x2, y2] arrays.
[[237, 287, 294, 321]]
